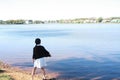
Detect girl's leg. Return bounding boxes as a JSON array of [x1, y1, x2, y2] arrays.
[[41, 67, 46, 79], [31, 67, 37, 80]]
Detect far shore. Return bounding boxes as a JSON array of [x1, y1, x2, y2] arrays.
[[0, 61, 59, 80]]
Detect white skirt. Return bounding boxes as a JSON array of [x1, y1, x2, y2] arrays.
[[34, 58, 46, 68]]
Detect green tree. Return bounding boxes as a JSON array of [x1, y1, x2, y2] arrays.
[[97, 17, 103, 23]]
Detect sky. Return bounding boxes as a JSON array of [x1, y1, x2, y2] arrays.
[[0, 0, 120, 20]]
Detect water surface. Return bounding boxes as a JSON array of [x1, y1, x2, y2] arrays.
[[0, 24, 120, 79]]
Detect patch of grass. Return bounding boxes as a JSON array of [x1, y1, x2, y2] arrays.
[[0, 75, 13, 80]]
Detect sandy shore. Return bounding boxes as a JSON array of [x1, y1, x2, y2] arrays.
[[0, 61, 59, 80]]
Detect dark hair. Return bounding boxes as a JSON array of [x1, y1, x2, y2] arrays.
[[35, 38, 41, 44]]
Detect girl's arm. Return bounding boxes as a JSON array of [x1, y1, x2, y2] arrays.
[[32, 47, 35, 63]]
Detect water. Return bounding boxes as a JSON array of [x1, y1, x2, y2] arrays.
[[0, 24, 120, 79]]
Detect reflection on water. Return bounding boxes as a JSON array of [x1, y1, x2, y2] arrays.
[[0, 24, 120, 79], [6, 30, 70, 37], [47, 58, 120, 79]]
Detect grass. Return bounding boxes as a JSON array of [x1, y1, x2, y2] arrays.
[[0, 75, 13, 80], [0, 67, 13, 80]]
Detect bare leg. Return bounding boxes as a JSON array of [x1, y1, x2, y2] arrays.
[[31, 67, 37, 80], [41, 67, 46, 79]]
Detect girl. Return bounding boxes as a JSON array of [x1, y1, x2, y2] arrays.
[[32, 38, 51, 80]]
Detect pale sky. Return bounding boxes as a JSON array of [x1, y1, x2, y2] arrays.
[[0, 0, 120, 20]]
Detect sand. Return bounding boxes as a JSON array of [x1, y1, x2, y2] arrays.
[[0, 61, 59, 80]]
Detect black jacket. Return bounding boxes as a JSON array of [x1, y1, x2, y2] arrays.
[[32, 45, 51, 59]]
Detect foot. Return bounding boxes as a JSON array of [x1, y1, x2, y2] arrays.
[[42, 75, 46, 79]]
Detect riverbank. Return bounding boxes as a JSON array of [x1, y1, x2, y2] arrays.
[[0, 61, 58, 80]]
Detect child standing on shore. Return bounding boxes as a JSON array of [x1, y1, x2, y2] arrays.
[[32, 38, 51, 80]]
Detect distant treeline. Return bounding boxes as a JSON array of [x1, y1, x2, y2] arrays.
[[0, 17, 120, 24]]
